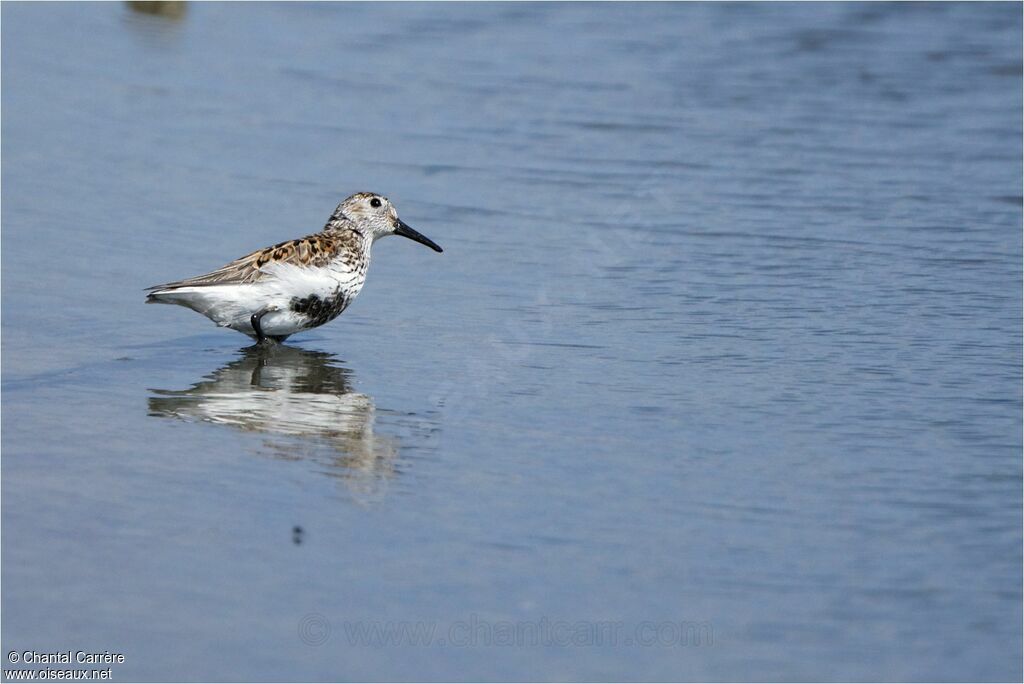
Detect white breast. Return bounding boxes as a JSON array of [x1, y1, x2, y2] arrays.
[[259, 260, 365, 301], [251, 261, 367, 336]]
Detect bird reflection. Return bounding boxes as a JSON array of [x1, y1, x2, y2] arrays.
[[148, 345, 398, 501]]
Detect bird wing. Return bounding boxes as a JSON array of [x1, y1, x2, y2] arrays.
[[146, 233, 345, 291]]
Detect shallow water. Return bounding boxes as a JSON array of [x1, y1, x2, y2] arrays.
[[2, 2, 1021, 681]]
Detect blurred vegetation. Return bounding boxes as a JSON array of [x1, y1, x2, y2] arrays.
[[126, 1, 186, 19]]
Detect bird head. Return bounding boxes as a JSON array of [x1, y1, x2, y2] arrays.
[[332, 192, 442, 253]]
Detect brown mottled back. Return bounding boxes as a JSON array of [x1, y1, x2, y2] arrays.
[[147, 230, 361, 290]]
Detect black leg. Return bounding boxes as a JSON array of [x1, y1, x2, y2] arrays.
[[250, 310, 268, 343]]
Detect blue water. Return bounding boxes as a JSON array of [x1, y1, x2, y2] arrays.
[[2, 2, 1021, 681]]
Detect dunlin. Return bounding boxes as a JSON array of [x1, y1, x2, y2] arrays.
[[147, 192, 442, 343]]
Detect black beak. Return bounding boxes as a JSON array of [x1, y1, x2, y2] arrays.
[[394, 219, 442, 253]]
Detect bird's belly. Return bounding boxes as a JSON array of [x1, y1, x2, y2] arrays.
[[250, 266, 362, 335], [258, 290, 352, 335], [255, 309, 316, 336], [163, 264, 364, 337]]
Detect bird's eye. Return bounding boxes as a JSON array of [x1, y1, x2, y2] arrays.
[[370, 198, 382, 208]]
